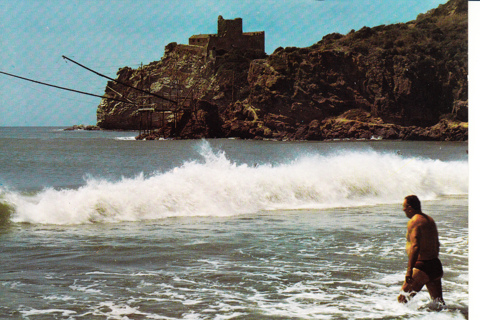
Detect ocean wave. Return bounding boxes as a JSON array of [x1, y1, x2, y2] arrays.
[[1, 141, 468, 225]]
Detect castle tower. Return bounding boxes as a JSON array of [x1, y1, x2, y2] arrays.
[[217, 15, 243, 37]]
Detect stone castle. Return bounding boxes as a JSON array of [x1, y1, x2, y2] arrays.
[[187, 16, 265, 57]]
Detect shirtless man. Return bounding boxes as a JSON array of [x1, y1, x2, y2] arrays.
[[398, 195, 445, 304]]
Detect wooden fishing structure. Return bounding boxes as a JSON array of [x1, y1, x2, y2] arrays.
[[135, 63, 199, 138], [0, 56, 198, 139], [61, 56, 200, 138]]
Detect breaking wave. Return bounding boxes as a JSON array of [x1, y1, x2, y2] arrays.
[[0, 141, 468, 225]]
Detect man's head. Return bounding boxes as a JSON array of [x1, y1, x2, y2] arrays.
[[403, 195, 421, 218]]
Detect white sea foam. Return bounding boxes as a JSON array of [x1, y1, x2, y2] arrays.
[[3, 141, 468, 225], [114, 136, 136, 141], [19, 308, 77, 317], [88, 301, 159, 319], [69, 281, 106, 295]]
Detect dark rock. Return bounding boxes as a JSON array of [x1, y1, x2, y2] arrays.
[[97, 0, 467, 141], [64, 125, 101, 131]]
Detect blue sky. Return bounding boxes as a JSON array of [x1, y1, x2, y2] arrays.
[[0, 0, 457, 126]]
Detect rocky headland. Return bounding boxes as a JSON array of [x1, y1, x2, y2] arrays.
[[64, 124, 101, 131], [96, 0, 467, 141]]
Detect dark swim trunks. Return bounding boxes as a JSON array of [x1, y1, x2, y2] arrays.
[[415, 258, 443, 281]]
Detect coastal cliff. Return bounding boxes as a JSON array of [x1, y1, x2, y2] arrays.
[[96, 0, 467, 141]]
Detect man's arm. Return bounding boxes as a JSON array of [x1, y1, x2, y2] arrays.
[[406, 226, 421, 283]]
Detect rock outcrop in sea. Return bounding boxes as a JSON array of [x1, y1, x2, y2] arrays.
[[96, 0, 467, 141]]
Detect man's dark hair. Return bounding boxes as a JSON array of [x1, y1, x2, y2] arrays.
[[405, 195, 421, 211]]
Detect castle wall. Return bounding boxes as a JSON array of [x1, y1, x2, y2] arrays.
[[189, 35, 211, 47], [175, 44, 205, 55], [243, 32, 265, 53], [206, 33, 264, 53]]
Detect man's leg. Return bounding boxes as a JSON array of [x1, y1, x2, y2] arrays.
[[425, 278, 445, 305], [398, 268, 429, 303]]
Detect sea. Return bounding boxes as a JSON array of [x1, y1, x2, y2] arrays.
[[0, 127, 469, 320]]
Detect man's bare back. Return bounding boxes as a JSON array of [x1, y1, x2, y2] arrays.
[[406, 213, 440, 261], [398, 195, 444, 305]]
